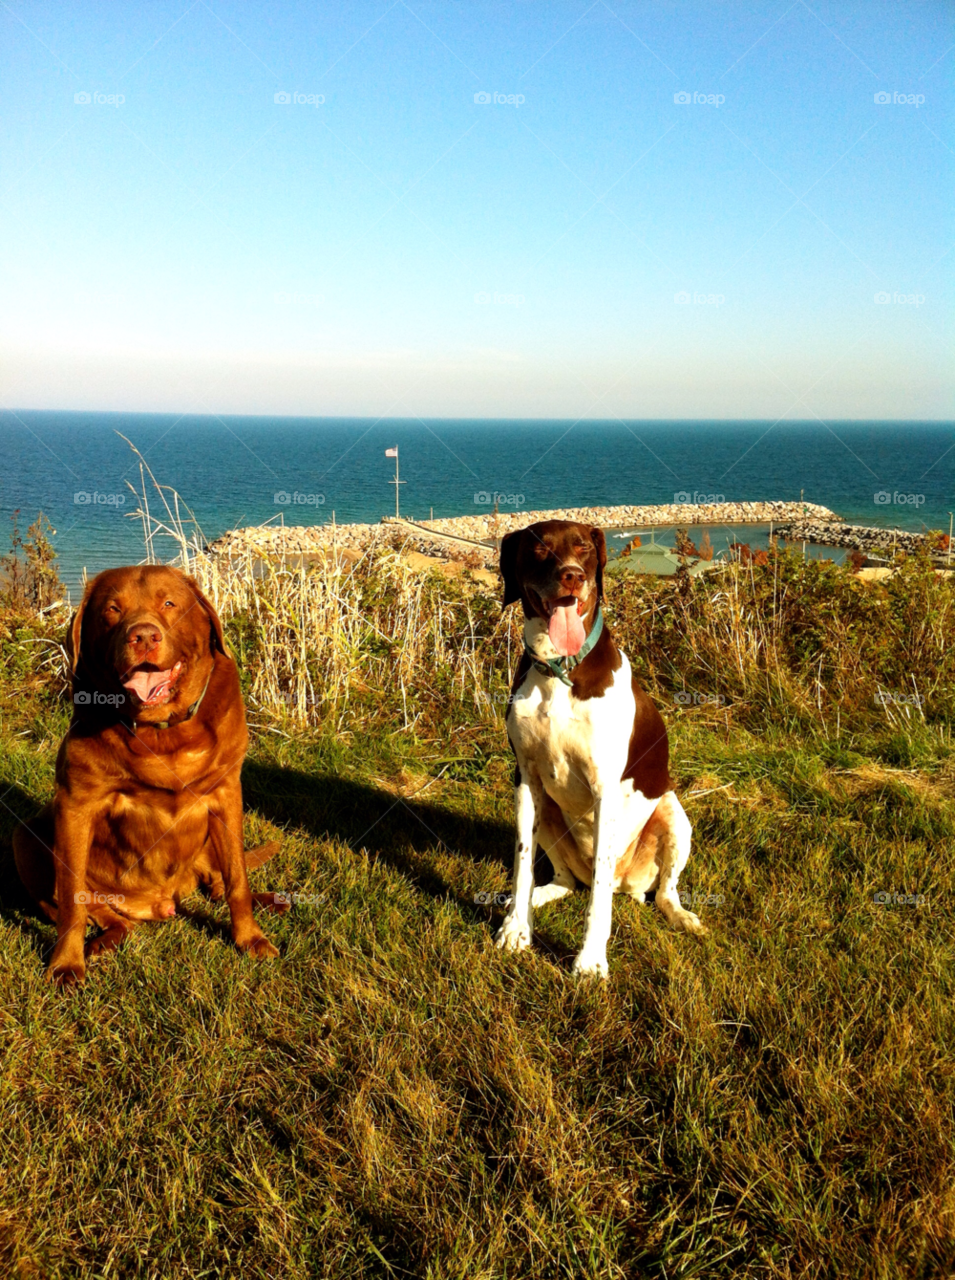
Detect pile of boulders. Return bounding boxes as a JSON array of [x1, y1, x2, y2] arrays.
[[774, 521, 933, 556], [421, 500, 837, 541], [206, 522, 382, 560], [204, 521, 498, 569], [205, 501, 845, 573]]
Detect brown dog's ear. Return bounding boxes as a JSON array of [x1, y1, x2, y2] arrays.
[[185, 577, 227, 654], [500, 530, 523, 608], [590, 527, 607, 599], [66, 596, 88, 673]]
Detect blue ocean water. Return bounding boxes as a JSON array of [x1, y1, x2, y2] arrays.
[[1, 412, 952, 598]]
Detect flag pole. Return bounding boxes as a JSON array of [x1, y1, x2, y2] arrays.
[[385, 446, 405, 518]]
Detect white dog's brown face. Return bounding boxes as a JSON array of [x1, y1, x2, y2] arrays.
[[500, 521, 606, 657]]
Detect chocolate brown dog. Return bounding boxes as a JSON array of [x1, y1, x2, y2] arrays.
[[14, 564, 284, 986]]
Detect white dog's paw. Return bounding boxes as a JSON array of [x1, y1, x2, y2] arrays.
[[495, 916, 532, 953], [531, 882, 573, 909], [571, 950, 609, 980], [672, 907, 708, 936], [656, 897, 709, 937]]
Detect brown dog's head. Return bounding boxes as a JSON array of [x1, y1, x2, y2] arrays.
[[499, 521, 607, 657], [68, 565, 226, 721]]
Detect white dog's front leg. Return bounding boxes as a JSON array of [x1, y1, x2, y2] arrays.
[[573, 787, 619, 979], [496, 760, 541, 954]]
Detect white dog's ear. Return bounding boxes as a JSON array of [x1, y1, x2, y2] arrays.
[[590, 527, 607, 598], [500, 530, 523, 608]]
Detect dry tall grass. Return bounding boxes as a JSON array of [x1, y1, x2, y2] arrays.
[[190, 545, 517, 734]]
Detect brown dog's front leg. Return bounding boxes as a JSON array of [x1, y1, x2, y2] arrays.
[[208, 778, 278, 959], [48, 792, 96, 986]]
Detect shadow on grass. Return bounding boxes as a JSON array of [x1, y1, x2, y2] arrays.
[[241, 759, 576, 967], [0, 782, 58, 963], [0, 764, 575, 970]]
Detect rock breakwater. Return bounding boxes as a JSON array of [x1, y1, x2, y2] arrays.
[[774, 520, 946, 558], [205, 501, 841, 569]]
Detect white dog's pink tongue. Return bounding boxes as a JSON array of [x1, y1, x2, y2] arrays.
[[548, 600, 586, 657]]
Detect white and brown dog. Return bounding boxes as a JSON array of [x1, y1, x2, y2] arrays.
[[495, 520, 706, 978]]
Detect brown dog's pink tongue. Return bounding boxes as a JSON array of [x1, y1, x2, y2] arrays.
[[122, 667, 176, 703], [548, 601, 586, 657]]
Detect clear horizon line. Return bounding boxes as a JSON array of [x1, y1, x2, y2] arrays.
[[3, 408, 953, 425]]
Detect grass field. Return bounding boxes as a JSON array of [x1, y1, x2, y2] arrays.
[[0, 543, 952, 1278]]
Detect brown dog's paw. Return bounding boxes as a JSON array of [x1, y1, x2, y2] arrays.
[[85, 926, 132, 962], [240, 934, 280, 960], [46, 960, 86, 987]]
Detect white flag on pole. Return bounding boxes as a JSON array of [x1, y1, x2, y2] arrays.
[[385, 447, 398, 457]]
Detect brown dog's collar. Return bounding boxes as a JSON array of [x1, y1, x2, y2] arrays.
[[121, 667, 214, 733]]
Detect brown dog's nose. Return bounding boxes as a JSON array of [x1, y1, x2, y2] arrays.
[[559, 565, 585, 592], [126, 622, 162, 652]]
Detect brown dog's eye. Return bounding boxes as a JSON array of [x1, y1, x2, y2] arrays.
[[534, 543, 548, 559], [163, 600, 177, 609]]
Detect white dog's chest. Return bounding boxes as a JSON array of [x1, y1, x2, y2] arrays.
[[508, 642, 636, 815]]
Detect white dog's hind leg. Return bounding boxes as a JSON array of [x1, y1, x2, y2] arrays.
[[530, 804, 576, 909], [653, 794, 708, 936]]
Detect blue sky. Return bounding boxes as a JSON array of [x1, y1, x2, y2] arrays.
[[2, 0, 952, 418]]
